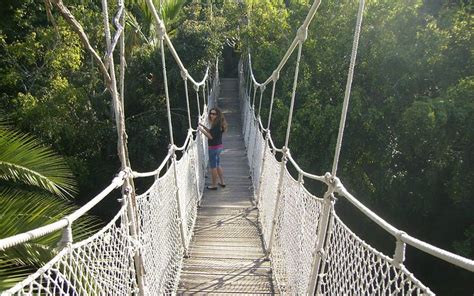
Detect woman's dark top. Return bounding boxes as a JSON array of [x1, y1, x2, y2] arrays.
[[208, 124, 223, 147]]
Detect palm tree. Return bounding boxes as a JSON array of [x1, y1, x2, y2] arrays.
[[0, 125, 100, 291], [126, 0, 187, 51]]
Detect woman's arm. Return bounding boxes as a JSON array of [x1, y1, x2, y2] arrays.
[[198, 122, 210, 133], [198, 126, 213, 139]]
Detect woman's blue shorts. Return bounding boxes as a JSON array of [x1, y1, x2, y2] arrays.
[[209, 149, 223, 169]]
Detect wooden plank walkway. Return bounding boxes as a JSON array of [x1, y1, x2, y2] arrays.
[[178, 78, 278, 294]]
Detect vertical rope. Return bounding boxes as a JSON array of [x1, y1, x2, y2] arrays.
[[182, 72, 192, 129], [195, 86, 201, 116], [202, 85, 207, 108], [160, 39, 175, 146], [206, 78, 210, 107], [284, 41, 303, 148], [267, 76, 278, 130], [257, 85, 265, 119], [252, 85, 257, 109], [247, 63, 252, 100], [267, 41, 304, 257], [119, 7, 126, 119], [331, 0, 365, 176], [158, 34, 188, 255], [103, 1, 144, 293]]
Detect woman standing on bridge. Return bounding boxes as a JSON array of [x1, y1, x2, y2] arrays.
[[198, 107, 228, 190]]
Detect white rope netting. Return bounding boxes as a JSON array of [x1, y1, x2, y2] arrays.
[[250, 126, 265, 192], [240, 81, 435, 294], [2, 1, 473, 294], [316, 213, 433, 295], [270, 168, 323, 294], [5, 207, 138, 295], [2, 106, 211, 296], [257, 145, 281, 246], [136, 164, 182, 295], [133, 100, 209, 295], [176, 142, 199, 242]]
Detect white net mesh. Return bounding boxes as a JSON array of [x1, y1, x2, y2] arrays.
[[250, 131, 265, 193], [136, 131, 206, 295], [244, 107, 253, 148], [5, 207, 138, 295], [240, 76, 434, 294], [316, 213, 433, 295], [136, 166, 183, 295], [270, 168, 323, 294], [257, 146, 281, 246], [176, 141, 199, 242], [195, 129, 206, 195], [247, 116, 257, 167]]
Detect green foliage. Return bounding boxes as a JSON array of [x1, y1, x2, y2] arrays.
[[0, 126, 100, 291], [0, 126, 76, 198], [243, 0, 472, 293]]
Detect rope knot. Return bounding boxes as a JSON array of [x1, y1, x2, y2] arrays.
[[393, 233, 407, 266], [272, 70, 280, 82], [297, 26, 308, 42], [281, 146, 290, 159], [57, 218, 73, 248], [180, 70, 188, 81], [260, 85, 266, 92], [157, 22, 166, 40], [193, 84, 199, 92], [123, 167, 133, 179]]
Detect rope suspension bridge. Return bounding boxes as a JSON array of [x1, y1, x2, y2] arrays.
[[1, 0, 473, 295]]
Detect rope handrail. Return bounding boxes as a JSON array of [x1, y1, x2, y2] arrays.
[[0, 171, 126, 251], [286, 151, 327, 183], [334, 178, 474, 272], [247, 0, 322, 88], [266, 133, 283, 153], [144, 0, 209, 88], [132, 150, 174, 178], [132, 128, 198, 178]]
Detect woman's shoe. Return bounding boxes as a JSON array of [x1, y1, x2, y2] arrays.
[[218, 183, 226, 188], [207, 185, 218, 190]]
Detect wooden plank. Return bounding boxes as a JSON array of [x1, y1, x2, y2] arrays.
[[178, 78, 278, 295]]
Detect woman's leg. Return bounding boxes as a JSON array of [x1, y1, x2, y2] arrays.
[[217, 167, 225, 185], [216, 149, 225, 185], [208, 149, 218, 188], [211, 168, 218, 187]]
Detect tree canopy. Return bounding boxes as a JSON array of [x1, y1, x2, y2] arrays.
[[0, 0, 471, 294]]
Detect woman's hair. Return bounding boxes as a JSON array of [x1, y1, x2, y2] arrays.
[[209, 107, 228, 133]]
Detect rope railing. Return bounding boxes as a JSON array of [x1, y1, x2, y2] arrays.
[[2, 0, 473, 295], [0, 0, 218, 294], [0, 172, 126, 251], [242, 0, 473, 294], [334, 179, 474, 272]]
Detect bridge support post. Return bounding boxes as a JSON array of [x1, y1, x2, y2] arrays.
[[307, 174, 336, 294]]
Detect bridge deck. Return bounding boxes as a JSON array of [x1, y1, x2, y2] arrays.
[[178, 78, 278, 294]]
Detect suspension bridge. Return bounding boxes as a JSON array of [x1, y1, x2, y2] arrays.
[[1, 0, 473, 295]]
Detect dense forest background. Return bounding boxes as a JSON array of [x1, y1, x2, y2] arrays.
[[0, 0, 472, 294]]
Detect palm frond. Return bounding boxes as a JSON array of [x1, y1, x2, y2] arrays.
[[0, 126, 76, 199], [0, 189, 103, 290]]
